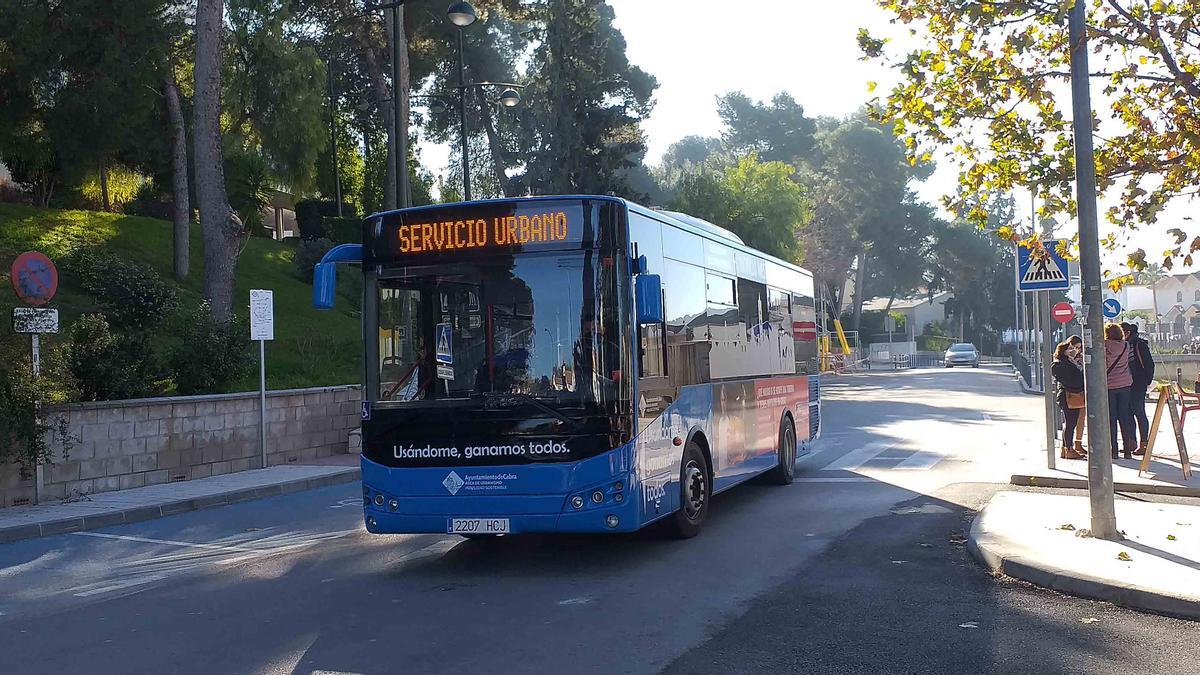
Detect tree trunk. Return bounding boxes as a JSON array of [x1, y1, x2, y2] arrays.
[[164, 69, 190, 281], [479, 92, 511, 197], [194, 0, 242, 321], [99, 157, 110, 211], [852, 252, 867, 332], [358, 13, 395, 210], [394, 5, 411, 206]]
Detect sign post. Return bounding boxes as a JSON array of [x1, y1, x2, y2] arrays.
[[1017, 239, 1070, 470], [10, 251, 60, 504], [250, 290, 275, 469]]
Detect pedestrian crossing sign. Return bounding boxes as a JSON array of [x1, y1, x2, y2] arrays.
[[436, 322, 453, 365], [1016, 240, 1070, 292]]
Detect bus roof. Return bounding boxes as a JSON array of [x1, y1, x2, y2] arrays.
[[369, 195, 812, 278]]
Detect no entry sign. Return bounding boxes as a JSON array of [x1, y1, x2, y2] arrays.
[[1052, 301, 1076, 324], [10, 251, 58, 306]]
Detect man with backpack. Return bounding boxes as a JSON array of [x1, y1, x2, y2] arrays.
[[1123, 322, 1155, 455]]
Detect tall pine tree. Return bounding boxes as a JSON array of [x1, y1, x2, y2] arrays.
[[521, 0, 656, 197]]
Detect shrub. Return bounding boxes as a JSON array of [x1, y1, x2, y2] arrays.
[[67, 250, 178, 330], [0, 338, 75, 470], [294, 237, 335, 283], [324, 216, 363, 243], [295, 199, 357, 240], [169, 303, 253, 395], [67, 313, 160, 401], [123, 180, 175, 220]]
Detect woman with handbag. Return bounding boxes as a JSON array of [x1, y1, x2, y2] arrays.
[[1052, 338, 1087, 459], [1105, 323, 1137, 460]]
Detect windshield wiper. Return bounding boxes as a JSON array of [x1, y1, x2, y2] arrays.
[[478, 392, 585, 430]]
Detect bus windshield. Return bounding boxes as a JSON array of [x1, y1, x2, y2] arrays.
[[376, 250, 622, 411]]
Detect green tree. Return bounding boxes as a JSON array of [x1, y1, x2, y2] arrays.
[[520, 0, 657, 196], [861, 0, 1200, 270], [673, 154, 811, 262], [0, 0, 177, 208], [799, 114, 930, 328], [225, 0, 327, 194], [717, 91, 817, 165]]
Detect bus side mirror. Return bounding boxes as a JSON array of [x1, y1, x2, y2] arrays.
[[633, 254, 649, 275], [636, 274, 663, 324], [313, 262, 336, 310]]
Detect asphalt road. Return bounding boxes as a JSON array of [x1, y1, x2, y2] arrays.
[[1, 366, 1196, 675]]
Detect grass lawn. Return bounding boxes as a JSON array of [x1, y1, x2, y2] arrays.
[[0, 203, 362, 393]]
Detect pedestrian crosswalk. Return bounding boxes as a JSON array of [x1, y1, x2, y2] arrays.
[[812, 439, 961, 473]]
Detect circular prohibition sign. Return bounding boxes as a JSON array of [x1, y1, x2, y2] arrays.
[[10, 251, 58, 306]]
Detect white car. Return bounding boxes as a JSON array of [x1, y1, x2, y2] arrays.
[[944, 343, 980, 368]]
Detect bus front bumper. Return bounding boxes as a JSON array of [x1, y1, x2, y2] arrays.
[[360, 457, 642, 535]]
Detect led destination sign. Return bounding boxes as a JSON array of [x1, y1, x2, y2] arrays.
[[369, 201, 591, 262], [394, 210, 572, 254]]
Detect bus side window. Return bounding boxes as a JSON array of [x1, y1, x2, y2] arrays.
[[664, 258, 709, 388], [768, 288, 794, 374]]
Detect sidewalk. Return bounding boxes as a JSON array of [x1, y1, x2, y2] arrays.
[[0, 456, 360, 544], [970, 491, 1200, 619], [1008, 408, 1200, 496], [1010, 452, 1200, 497]]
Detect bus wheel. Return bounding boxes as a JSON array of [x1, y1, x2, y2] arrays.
[[670, 441, 710, 539], [766, 416, 796, 485]]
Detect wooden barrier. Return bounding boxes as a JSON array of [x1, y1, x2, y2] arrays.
[[1139, 384, 1192, 480]]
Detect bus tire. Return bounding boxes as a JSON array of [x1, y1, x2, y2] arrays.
[[669, 440, 710, 539], [766, 416, 797, 485]]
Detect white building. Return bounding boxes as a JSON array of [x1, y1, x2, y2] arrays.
[[861, 291, 952, 340]]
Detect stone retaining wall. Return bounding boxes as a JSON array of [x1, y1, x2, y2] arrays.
[[1, 385, 360, 508]]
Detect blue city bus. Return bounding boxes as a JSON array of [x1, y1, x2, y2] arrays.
[[314, 195, 821, 538]]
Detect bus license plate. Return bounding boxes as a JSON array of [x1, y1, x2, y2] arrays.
[[447, 518, 510, 534]]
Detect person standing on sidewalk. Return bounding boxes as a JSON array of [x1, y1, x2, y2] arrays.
[[1051, 338, 1086, 459], [1123, 323, 1154, 455], [1066, 335, 1086, 450], [1105, 323, 1137, 460]]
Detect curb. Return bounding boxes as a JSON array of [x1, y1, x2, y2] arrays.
[[1014, 370, 1045, 396], [0, 467, 360, 545], [1010, 473, 1200, 498], [968, 508, 1200, 621]]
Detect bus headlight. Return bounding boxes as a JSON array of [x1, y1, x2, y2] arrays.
[[571, 495, 584, 509], [591, 490, 605, 504], [613, 481, 624, 492], [374, 494, 385, 507], [614, 493, 624, 503], [388, 499, 398, 511], [605, 515, 619, 529]]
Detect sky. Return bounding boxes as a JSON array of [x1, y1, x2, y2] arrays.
[[418, 0, 1191, 278]]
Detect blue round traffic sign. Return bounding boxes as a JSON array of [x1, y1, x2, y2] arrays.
[[1102, 298, 1122, 318]]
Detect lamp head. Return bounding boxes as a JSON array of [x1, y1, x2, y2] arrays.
[[498, 88, 521, 107], [446, 1, 477, 27]]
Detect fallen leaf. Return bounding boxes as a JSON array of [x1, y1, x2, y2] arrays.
[[1117, 551, 1132, 561], [1080, 617, 1099, 624], [1167, 534, 1177, 541], [1059, 524, 1076, 531], [959, 621, 979, 629]]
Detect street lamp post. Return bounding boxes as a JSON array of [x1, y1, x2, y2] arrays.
[[447, 1, 478, 200]]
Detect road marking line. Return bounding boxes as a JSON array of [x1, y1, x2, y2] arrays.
[[894, 451, 943, 470], [73, 574, 167, 597], [794, 477, 876, 483], [72, 531, 262, 553], [392, 539, 460, 565], [824, 441, 896, 471]]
